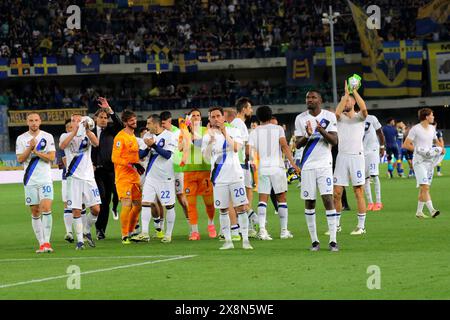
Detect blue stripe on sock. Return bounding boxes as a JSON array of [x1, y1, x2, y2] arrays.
[[305, 212, 316, 216], [326, 214, 340, 217], [258, 202, 267, 208]]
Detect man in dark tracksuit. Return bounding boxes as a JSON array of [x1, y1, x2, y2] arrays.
[[91, 97, 123, 240]]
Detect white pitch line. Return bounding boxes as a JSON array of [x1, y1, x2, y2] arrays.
[[0, 255, 196, 289], [0, 255, 185, 263]]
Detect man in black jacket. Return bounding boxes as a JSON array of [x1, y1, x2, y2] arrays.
[[92, 97, 123, 240]]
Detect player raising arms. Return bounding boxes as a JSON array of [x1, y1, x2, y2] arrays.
[[112, 110, 144, 244], [132, 114, 177, 243], [295, 90, 339, 252], [202, 107, 252, 250], [363, 114, 385, 211], [333, 80, 368, 235], [403, 108, 445, 218], [248, 106, 299, 240], [16, 113, 56, 253], [59, 113, 101, 250]]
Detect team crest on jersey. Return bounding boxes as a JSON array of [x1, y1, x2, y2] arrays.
[[185, 188, 190, 194], [116, 141, 121, 148], [158, 138, 165, 147], [26, 197, 31, 203], [215, 200, 221, 206]]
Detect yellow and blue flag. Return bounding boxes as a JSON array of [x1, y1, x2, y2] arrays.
[[85, 0, 117, 12], [34, 56, 58, 75], [147, 52, 169, 73], [198, 51, 220, 63], [173, 53, 198, 73], [75, 54, 100, 73], [0, 58, 7, 78], [315, 46, 345, 66], [10, 58, 31, 76], [286, 50, 314, 86], [427, 42, 450, 94], [362, 40, 423, 97], [416, 0, 450, 36]]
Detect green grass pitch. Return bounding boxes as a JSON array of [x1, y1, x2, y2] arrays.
[[1, 163, 449, 300]]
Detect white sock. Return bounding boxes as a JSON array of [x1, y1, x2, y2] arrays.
[[165, 207, 176, 237], [85, 213, 97, 234], [326, 210, 337, 243], [219, 211, 231, 241], [248, 209, 258, 230], [231, 224, 240, 236], [336, 212, 341, 227], [41, 212, 52, 243], [364, 178, 373, 204], [73, 217, 83, 243], [153, 217, 161, 231], [357, 213, 366, 229], [373, 176, 381, 203], [257, 202, 267, 230], [191, 224, 199, 233], [141, 206, 151, 234], [278, 202, 288, 231], [305, 209, 318, 243], [63, 208, 73, 233], [31, 216, 44, 245], [417, 201, 425, 214], [81, 209, 87, 233], [425, 200, 435, 213], [159, 218, 165, 232], [237, 211, 249, 242]]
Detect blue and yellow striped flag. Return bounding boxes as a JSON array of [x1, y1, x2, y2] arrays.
[[362, 40, 423, 97], [416, 0, 450, 35]]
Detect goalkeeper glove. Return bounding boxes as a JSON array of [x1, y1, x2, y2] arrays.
[[130, 163, 145, 175]]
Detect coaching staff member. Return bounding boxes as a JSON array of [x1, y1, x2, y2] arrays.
[[92, 97, 123, 240]]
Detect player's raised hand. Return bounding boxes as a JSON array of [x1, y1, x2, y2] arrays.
[[344, 79, 351, 96], [97, 97, 112, 113]]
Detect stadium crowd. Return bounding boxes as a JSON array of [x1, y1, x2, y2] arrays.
[[1, 0, 448, 65], [0, 74, 334, 111]]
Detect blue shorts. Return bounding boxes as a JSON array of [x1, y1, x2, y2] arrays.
[[386, 145, 400, 161]]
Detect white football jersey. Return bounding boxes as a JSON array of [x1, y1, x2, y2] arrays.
[[294, 110, 337, 170], [201, 125, 244, 185], [16, 130, 55, 186], [60, 132, 95, 181], [231, 117, 249, 165], [143, 130, 176, 182], [337, 112, 365, 155], [407, 123, 437, 162], [248, 123, 285, 175], [363, 115, 382, 154]]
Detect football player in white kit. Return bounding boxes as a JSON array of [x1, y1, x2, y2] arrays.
[[59, 113, 101, 250], [16, 113, 56, 253], [403, 108, 445, 218], [334, 81, 368, 235], [248, 106, 300, 241], [133, 114, 177, 243], [363, 114, 385, 212], [202, 106, 253, 250], [228, 98, 259, 237], [295, 90, 339, 252]]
